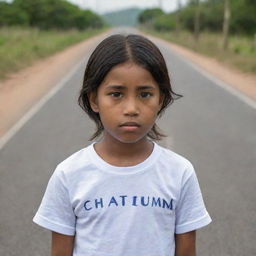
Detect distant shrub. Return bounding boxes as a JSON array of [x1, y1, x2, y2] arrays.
[[138, 8, 164, 25], [153, 13, 176, 31]]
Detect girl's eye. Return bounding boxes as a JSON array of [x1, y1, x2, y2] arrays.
[[109, 92, 122, 98], [140, 92, 152, 98]]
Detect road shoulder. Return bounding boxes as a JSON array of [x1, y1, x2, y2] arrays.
[[0, 30, 110, 139], [144, 33, 256, 102]]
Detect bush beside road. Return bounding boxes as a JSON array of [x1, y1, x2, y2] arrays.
[[141, 28, 256, 74], [0, 27, 108, 81]]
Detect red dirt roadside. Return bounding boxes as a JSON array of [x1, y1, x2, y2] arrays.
[[0, 30, 110, 138], [0, 30, 255, 139], [145, 33, 256, 101]]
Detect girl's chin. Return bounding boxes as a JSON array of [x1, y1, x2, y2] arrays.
[[114, 135, 148, 144], [102, 130, 149, 144]]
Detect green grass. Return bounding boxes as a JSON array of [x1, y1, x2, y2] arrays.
[[0, 26, 108, 81], [141, 28, 256, 74]]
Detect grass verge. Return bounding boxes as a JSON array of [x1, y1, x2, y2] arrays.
[[0, 26, 108, 81], [141, 28, 256, 74]]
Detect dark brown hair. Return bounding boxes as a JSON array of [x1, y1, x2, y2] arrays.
[[78, 34, 182, 140]]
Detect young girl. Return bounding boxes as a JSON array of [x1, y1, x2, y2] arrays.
[[33, 34, 212, 256]]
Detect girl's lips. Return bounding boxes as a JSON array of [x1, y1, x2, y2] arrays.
[[120, 126, 139, 132], [120, 122, 140, 127], [119, 122, 140, 131]]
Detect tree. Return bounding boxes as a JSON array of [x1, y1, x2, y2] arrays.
[[0, 2, 29, 26], [6, 0, 105, 30], [222, 0, 230, 50], [181, 0, 202, 43], [138, 8, 164, 26], [154, 13, 176, 31], [194, 0, 201, 43], [229, 0, 256, 35], [175, 0, 182, 34]]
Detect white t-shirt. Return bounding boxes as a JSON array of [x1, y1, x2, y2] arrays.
[[33, 142, 212, 256]]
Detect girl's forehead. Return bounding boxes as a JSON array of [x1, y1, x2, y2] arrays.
[[102, 62, 156, 85], [109, 62, 143, 73]]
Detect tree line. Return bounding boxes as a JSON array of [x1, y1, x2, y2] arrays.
[[138, 0, 256, 35], [0, 0, 105, 30]]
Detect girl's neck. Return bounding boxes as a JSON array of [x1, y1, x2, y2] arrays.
[[94, 135, 154, 167]]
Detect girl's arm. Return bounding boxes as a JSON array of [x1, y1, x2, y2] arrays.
[[175, 230, 196, 256], [51, 232, 75, 256]]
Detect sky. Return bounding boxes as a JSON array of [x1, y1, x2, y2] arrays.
[[68, 0, 187, 14]]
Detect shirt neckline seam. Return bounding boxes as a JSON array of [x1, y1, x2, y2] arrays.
[[88, 142, 161, 175]]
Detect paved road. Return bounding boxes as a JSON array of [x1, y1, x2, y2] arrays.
[[1, 28, 255, 256]]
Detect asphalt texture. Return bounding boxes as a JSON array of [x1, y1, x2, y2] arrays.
[[0, 28, 255, 256]]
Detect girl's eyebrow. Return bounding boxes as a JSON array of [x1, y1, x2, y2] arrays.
[[137, 85, 156, 90], [106, 85, 124, 90], [106, 85, 156, 90]]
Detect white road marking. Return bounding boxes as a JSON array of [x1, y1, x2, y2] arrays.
[[162, 42, 256, 110], [0, 59, 84, 151]]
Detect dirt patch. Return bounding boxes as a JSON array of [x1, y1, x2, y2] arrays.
[[0, 29, 255, 140], [0, 30, 111, 138]]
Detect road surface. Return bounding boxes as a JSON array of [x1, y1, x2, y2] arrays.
[[0, 27, 255, 256]]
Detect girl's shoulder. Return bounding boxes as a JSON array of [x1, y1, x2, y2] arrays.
[[54, 143, 94, 176], [157, 143, 193, 166], [156, 142, 195, 178]]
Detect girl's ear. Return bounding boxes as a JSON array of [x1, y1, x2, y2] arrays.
[[89, 92, 99, 113]]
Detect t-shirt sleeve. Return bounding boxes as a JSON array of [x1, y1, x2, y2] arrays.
[[175, 164, 212, 234], [33, 167, 76, 235]]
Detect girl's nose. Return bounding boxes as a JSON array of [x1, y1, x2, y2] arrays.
[[123, 98, 139, 116]]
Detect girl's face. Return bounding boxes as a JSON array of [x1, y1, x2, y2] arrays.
[[89, 61, 163, 144]]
